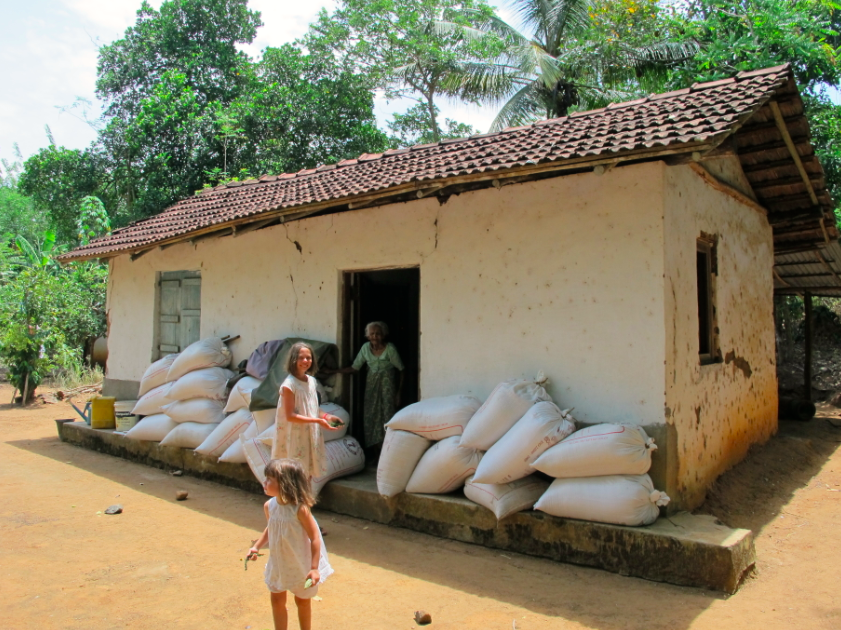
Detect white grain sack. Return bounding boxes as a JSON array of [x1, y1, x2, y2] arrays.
[[160, 421, 218, 450], [406, 435, 482, 494], [252, 408, 276, 433], [376, 429, 431, 498], [312, 437, 366, 495], [194, 409, 254, 457], [472, 402, 576, 484], [167, 337, 232, 382], [460, 375, 552, 450], [464, 475, 550, 520], [223, 376, 263, 413], [242, 436, 273, 484], [168, 367, 234, 402], [163, 398, 226, 424], [125, 414, 177, 442], [533, 424, 656, 478], [386, 395, 481, 440], [131, 382, 174, 417], [218, 420, 259, 463], [138, 354, 179, 397], [534, 474, 670, 526]]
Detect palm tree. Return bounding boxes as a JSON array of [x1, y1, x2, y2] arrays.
[[439, 0, 698, 130]]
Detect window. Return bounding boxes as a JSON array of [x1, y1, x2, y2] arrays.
[[156, 271, 201, 359], [696, 236, 717, 364]]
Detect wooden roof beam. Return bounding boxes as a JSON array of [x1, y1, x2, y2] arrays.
[[769, 100, 819, 206]]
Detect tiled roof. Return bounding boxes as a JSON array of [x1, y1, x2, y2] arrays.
[[61, 64, 817, 261]]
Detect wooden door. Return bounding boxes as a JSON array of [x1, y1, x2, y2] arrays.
[[157, 271, 202, 358]]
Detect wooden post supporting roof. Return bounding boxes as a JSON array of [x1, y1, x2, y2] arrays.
[[804, 292, 813, 402]]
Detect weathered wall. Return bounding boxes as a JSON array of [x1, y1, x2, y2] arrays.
[[663, 159, 777, 511], [106, 162, 669, 428]]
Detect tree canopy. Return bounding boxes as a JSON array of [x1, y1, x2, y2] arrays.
[[304, 0, 499, 142]]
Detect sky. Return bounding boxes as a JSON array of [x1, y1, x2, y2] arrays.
[[0, 0, 517, 171]]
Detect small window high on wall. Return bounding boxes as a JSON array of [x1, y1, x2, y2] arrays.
[[156, 271, 201, 359], [696, 236, 717, 364]]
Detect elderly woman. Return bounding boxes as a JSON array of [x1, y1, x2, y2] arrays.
[[331, 321, 404, 449]]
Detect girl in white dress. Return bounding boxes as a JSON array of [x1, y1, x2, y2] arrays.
[[274, 342, 342, 480], [247, 458, 334, 630]]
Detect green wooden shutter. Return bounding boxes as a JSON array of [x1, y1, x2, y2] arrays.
[[157, 271, 202, 358]]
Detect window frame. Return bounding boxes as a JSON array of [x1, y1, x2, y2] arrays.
[[696, 235, 718, 365]]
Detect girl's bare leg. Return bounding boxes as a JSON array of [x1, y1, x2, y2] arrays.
[[294, 595, 312, 630], [270, 591, 288, 630]]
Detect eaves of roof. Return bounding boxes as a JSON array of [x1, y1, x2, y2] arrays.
[[59, 64, 837, 263]]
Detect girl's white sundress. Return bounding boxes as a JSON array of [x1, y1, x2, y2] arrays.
[[264, 498, 333, 594], [273, 374, 328, 479]]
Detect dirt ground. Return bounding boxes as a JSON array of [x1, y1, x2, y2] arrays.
[[2, 383, 841, 630]]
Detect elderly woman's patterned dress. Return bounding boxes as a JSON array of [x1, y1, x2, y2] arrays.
[[351, 342, 404, 447]]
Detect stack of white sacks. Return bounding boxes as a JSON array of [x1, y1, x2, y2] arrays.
[[126, 338, 235, 450], [376, 374, 670, 526], [124, 337, 364, 494]]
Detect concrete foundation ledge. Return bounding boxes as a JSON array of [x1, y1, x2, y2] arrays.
[[57, 419, 754, 593]]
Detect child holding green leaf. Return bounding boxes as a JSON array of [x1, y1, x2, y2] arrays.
[[246, 458, 333, 630]]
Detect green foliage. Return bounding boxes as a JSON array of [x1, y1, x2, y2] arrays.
[[668, 0, 841, 218], [92, 0, 261, 221], [669, 0, 841, 87], [96, 0, 261, 119], [388, 103, 477, 146], [305, 0, 498, 142], [83, 1, 391, 219], [77, 197, 111, 246], [0, 238, 107, 403], [802, 94, 841, 216], [231, 45, 390, 174], [440, 0, 698, 129], [0, 188, 49, 245], [13, 230, 58, 270], [17, 146, 107, 244]]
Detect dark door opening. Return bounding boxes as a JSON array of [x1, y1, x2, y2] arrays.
[[342, 268, 420, 455]]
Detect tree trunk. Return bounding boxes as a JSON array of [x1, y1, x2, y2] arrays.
[[426, 93, 440, 143]]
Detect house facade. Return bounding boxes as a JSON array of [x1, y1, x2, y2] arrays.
[[63, 65, 836, 511]]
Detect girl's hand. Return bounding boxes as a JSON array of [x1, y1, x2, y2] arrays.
[[305, 569, 321, 587], [319, 414, 342, 431], [247, 546, 260, 560]]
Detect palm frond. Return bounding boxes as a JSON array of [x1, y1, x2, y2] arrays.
[[490, 80, 544, 131], [544, 0, 591, 52], [443, 61, 525, 103]]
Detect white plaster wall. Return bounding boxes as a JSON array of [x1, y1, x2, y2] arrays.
[[663, 161, 777, 510], [106, 162, 669, 427]]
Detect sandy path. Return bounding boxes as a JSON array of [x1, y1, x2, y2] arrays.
[[1, 383, 840, 630]]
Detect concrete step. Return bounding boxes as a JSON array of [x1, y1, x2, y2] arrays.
[[56, 419, 754, 592]]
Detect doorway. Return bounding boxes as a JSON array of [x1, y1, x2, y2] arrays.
[[342, 268, 420, 454]]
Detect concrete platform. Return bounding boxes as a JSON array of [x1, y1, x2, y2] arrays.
[[56, 419, 755, 593]]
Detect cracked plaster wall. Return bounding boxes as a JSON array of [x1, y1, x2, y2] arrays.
[[106, 162, 669, 429], [663, 159, 777, 511]]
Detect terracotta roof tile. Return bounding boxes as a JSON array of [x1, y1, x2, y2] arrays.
[[61, 65, 794, 261]]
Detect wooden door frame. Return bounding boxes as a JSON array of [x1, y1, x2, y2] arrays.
[[339, 265, 422, 442]]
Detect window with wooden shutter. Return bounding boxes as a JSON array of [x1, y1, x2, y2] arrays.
[[156, 271, 202, 358]]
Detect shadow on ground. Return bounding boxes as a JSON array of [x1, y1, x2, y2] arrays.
[[695, 409, 841, 534], [8, 429, 727, 630]]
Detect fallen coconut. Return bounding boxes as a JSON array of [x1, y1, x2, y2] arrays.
[[175, 490, 189, 501]]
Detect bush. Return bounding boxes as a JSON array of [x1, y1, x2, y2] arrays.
[[0, 251, 107, 402]]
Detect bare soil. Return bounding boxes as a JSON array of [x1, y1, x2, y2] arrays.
[[2, 382, 841, 630]]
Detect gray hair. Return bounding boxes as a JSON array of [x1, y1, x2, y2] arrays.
[[365, 321, 389, 337]]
